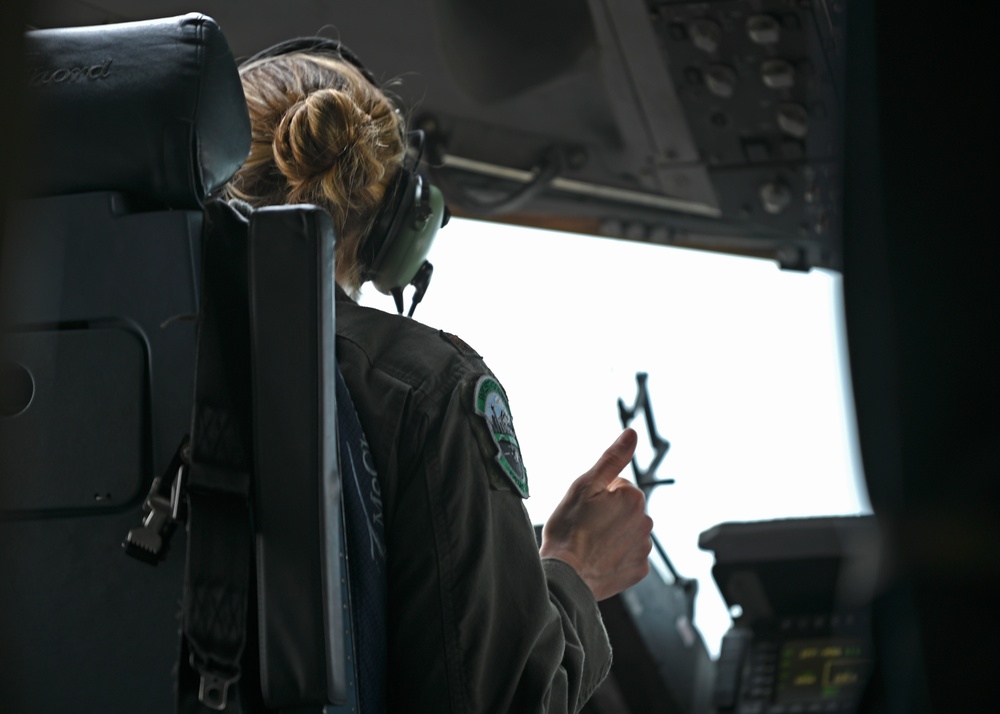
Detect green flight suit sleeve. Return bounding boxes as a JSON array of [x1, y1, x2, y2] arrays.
[[399, 373, 613, 713]]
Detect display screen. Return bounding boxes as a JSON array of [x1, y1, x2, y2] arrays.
[[775, 638, 870, 703]]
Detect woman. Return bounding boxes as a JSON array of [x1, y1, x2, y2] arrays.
[[226, 39, 653, 713]]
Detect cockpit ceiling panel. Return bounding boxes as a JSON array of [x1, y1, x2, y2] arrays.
[[28, 0, 845, 270]]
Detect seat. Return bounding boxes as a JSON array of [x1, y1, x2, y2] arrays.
[[1, 14, 366, 713]]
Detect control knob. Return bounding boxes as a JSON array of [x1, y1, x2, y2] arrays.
[[760, 180, 792, 215], [747, 15, 781, 44], [761, 59, 795, 89], [776, 104, 809, 138], [705, 64, 738, 98], [689, 19, 722, 53]]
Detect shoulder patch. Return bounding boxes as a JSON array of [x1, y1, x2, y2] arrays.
[[440, 330, 480, 357], [473, 375, 528, 498]]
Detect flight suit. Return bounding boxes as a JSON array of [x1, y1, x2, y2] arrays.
[[335, 288, 612, 713]]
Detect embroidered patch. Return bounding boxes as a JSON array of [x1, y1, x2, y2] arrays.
[[474, 375, 528, 498]]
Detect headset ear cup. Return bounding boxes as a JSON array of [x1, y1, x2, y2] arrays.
[[366, 174, 447, 295], [362, 168, 413, 289]]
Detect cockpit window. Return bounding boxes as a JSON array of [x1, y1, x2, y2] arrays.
[[360, 217, 871, 655]]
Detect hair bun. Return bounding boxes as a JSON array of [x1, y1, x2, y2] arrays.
[[272, 88, 391, 201]]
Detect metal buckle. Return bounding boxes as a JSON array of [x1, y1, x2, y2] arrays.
[[197, 669, 238, 711], [122, 438, 190, 564]]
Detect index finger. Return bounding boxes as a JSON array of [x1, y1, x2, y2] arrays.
[[584, 428, 637, 493]]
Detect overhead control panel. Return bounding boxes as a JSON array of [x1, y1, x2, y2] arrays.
[[651, 0, 844, 269], [26, 0, 848, 271], [398, 0, 847, 271]]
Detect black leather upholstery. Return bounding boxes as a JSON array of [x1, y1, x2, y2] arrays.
[[247, 205, 351, 707], [23, 13, 250, 208], [1, 14, 251, 711], [0, 192, 201, 712], [4, 14, 361, 712]]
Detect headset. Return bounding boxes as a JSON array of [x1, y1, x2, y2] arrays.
[[242, 37, 450, 315]]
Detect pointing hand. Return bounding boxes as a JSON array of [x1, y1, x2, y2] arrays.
[[539, 429, 654, 601]]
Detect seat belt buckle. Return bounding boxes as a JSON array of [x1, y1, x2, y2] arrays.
[[122, 438, 190, 564], [197, 668, 239, 711]]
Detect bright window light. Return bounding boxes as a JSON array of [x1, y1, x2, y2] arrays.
[[359, 217, 871, 657]]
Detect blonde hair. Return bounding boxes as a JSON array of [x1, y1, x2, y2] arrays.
[[225, 52, 406, 293]]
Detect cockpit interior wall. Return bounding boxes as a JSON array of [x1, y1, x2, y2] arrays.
[[1, 0, 37, 695], [431, 0, 597, 104], [842, 2, 999, 712], [0, 2, 29, 503]]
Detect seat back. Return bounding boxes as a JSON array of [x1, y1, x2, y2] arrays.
[[1, 15, 373, 712], [0, 14, 244, 712]]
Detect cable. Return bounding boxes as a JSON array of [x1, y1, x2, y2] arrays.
[[428, 144, 564, 216]]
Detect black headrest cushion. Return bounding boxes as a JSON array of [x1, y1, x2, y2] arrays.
[[24, 13, 251, 208]]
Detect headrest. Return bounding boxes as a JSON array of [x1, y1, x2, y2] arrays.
[[23, 13, 251, 208]]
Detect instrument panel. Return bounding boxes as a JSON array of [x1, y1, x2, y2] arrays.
[[716, 617, 873, 714]]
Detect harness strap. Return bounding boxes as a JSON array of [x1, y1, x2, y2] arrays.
[[179, 202, 255, 713]]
